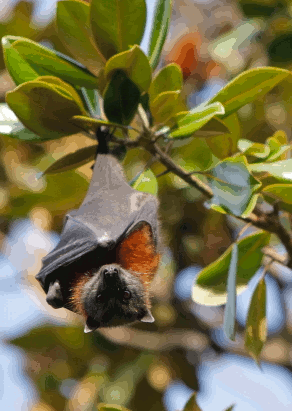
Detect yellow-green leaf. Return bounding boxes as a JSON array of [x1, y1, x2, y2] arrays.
[[205, 113, 241, 159], [104, 46, 151, 92], [170, 102, 225, 139], [90, 0, 146, 59], [245, 276, 267, 363], [150, 90, 180, 124], [132, 169, 158, 195], [97, 405, 131, 411], [223, 243, 238, 341], [209, 67, 291, 118], [238, 139, 270, 159], [40, 145, 97, 176], [57, 0, 105, 77], [265, 130, 290, 162], [249, 159, 292, 182], [4, 36, 99, 88], [6, 78, 86, 141], [71, 115, 131, 132], [183, 392, 202, 411], [262, 184, 292, 213], [192, 231, 270, 306], [149, 63, 182, 102], [148, 0, 172, 69]]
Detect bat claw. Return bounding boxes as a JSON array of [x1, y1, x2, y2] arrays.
[[84, 324, 94, 333], [140, 309, 155, 323], [84, 317, 100, 333]]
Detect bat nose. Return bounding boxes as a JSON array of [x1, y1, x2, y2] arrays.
[[102, 266, 119, 277]]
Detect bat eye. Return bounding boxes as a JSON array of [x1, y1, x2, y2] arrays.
[[96, 293, 104, 302], [123, 290, 131, 300]]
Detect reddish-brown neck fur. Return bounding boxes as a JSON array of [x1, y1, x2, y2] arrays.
[[70, 223, 160, 316], [70, 273, 90, 316], [116, 223, 160, 290]]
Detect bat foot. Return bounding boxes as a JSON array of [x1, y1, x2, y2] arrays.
[[46, 280, 64, 309]]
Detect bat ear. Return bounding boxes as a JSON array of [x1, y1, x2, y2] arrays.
[[84, 317, 100, 333], [46, 280, 64, 309], [140, 309, 155, 323]]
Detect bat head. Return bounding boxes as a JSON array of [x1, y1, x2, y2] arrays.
[[81, 263, 154, 332]]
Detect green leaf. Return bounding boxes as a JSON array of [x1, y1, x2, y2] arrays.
[[150, 90, 180, 124], [238, 139, 270, 159], [2, 36, 38, 85], [36, 76, 86, 110], [169, 102, 225, 139], [209, 67, 291, 118], [265, 131, 290, 162], [183, 393, 202, 411], [56, 0, 105, 77], [103, 70, 140, 125], [205, 113, 241, 159], [132, 169, 158, 195], [206, 156, 261, 217], [40, 145, 97, 176], [192, 231, 270, 306], [6, 77, 86, 141], [245, 276, 267, 363], [223, 244, 238, 341], [262, 184, 292, 213], [192, 117, 230, 137], [71, 115, 131, 132], [223, 406, 236, 411], [249, 159, 292, 182], [80, 88, 101, 118], [104, 46, 152, 92], [90, 0, 147, 59], [149, 63, 182, 102], [3, 36, 99, 88], [97, 404, 131, 411], [149, 0, 173, 69]]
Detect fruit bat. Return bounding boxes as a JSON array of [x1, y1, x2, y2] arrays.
[[36, 128, 160, 332]]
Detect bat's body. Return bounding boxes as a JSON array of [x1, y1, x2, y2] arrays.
[[36, 129, 160, 332]]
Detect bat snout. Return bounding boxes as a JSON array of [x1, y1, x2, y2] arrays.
[[101, 265, 119, 278]]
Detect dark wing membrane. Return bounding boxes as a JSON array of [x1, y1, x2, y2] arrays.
[[36, 216, 98, 291], [36, 154, 159, 292]]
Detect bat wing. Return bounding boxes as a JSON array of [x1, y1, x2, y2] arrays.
[[36, 154, 159, 296]]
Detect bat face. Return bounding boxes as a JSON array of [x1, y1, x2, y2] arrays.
[[68, 222, 160, 332], [78, 263, 154, 332]]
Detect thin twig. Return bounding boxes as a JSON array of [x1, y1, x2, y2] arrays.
[[149, 142, 213, 198], [156, 169, 171, 179], [262, 246, 288, 266], [138, 104, 150, 130], [235, 223, 252, 242]]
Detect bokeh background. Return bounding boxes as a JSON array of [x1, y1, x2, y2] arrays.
[[1, 0, 292, 410]]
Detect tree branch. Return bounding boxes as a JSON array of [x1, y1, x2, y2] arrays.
[[143, 139, 292, 267], [149, 142, 214, 198], [119, 131, 292, 267]]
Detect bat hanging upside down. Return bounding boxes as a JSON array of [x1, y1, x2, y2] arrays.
[[36, 128, 161, 332]]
